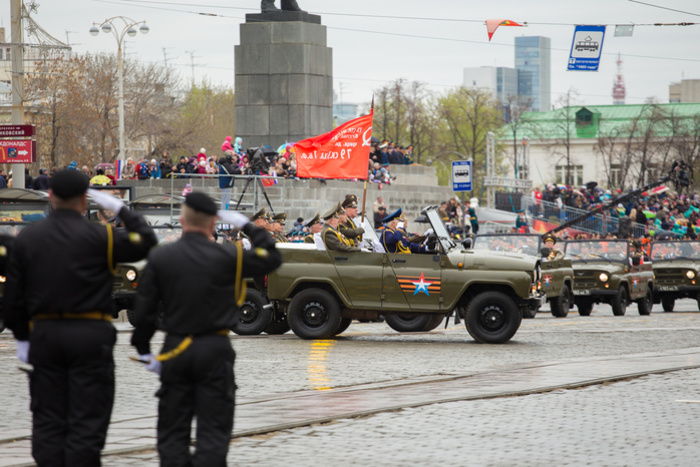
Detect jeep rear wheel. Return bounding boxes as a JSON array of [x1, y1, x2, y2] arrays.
[[288, 289, 342, 340], [637, 290, 653, 316], [465, 292, 521, 344], [611, 287, 628, 316], [522, 305, 539, 319], [423, 314, 445, 331], [577, 301, 593, 316], [334, 318, 352, 336], [662, 297, 675, 312], [550, 284, 570, 318], [385, 314, 440, 333], [232, 289, 272, 335]]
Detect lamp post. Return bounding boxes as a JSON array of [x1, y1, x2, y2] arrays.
[[90, 17, 149, 162]]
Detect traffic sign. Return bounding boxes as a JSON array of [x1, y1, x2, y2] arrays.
[[452, 160, 472, 192], [567, 25, 606, 72], [0, 125, 35, 138], [0, 140, 35, 163]]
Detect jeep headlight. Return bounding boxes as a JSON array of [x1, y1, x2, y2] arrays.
[[687, 270, 696, 280], [125, 268, 137, 282], [0, 275, 5, 283], [599, 273, 609, 282]]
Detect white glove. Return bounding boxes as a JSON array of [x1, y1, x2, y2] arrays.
[[16, 340, 29, 363], [139, 354, 162, 375], [217, 210, 249, 230], [88, 188, 124, 213], [361, 247, 370, 252]]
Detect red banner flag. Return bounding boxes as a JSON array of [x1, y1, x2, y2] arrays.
[[295, 111, 373, 180]]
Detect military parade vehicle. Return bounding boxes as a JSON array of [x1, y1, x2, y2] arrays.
[[473, 233, 574, 318], [564, 239, 653, 316], [264, 206, 545, 344], [649, 240, 700, 311]]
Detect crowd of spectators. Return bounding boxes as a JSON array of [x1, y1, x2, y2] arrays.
[[368, 140, 415, 189]]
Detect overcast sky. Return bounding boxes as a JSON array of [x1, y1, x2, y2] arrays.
[[10, 0, 700, 110]]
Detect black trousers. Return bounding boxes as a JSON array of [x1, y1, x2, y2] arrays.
[[29, 320, 116, 467], [157, 334, 236, 467]]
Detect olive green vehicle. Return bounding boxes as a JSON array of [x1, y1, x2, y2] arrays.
[[649, 240, 700, 312], [264, 206, 545, 344], [472, 233, 574, 318], [564, 239, 654, 316]]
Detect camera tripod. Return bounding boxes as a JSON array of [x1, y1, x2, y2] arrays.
[[234, 176, 275, 215]]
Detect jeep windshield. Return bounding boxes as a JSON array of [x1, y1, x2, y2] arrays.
[[650, 241, 700, 261], [473, 234, 540, 256], [564, 240, 628, 264], [425, 207, 456, 252]]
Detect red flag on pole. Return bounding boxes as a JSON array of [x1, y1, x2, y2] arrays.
[[295, 111, 373, 180]]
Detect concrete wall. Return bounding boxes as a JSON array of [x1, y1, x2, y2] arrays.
[[117, 165, 457, 233]]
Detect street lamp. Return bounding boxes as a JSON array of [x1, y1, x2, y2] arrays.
[[90, 17, 149, 161]]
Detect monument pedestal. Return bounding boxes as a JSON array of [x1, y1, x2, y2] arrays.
[[235, 12, 333, 149]]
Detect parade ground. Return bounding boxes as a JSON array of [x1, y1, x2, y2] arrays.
[[2, 301, 700, 466]]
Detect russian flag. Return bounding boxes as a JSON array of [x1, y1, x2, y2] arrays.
[[115, 160, 124, 180], [261, 175, 278, 187]]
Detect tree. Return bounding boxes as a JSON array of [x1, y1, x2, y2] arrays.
[[502, 94, 535, 179]]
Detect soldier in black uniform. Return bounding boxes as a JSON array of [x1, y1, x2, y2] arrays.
[[3, 170, 157, 467], [130, 192, 282, 466], [338, 194, 365, 247]]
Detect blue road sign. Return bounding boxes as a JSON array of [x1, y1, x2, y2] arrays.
[[452, 160, 472, 192], [568, 25, 606, 72]]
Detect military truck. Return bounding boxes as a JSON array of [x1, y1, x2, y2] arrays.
[[265, 206, 545, 344], [649, 240, 700, 311], [473, 233, 574, 318], [564, 239, 654, 316]]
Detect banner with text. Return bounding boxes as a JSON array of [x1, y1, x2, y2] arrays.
[[295, 111, 373, 180]]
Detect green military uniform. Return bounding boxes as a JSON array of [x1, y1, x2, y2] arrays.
[[304, 213, 322, 244], [542, 232, 564, 261], [339, 194, 365, 247], [321, 204, 359, 252], [270, 212, 288, 243]]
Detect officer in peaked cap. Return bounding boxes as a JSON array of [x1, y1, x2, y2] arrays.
[[379, 208, 427, 254], [541, 232, 564, 261], [304, 213, 323, 244], [270, 212, 289, 243], [131, 192, 282, 465], [4, 169, 157, 466], [320, 203, 360, 252], [339, 194, 365, 247], [250, 207, 268, 225]]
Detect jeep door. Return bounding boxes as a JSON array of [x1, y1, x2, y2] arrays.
[[330, 250, 385, 308], [382, 253, 442, 311]]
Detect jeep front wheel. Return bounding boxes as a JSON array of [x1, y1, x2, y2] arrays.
[[385, 314, 441, 333], [637, 290, 652, 316], [522, 305, 539, 319], [577, 300, 593, 316], [288, 289, 342, 340], [611, 287, 628, 316], [465, 292, 521, 344], [550, 284, 570, 318], [232, 289, 272, 335], [662, 297, 675, 312]]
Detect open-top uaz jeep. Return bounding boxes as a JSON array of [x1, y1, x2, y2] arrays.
[[473, 233, 574, 318], [649, 240, 700, 311], [265, 206, 544, 344], [564, 239, 654, 316]]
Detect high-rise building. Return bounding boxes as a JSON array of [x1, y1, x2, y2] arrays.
[[462, 66, 518, 104], [669, 79, 700, 103], [514, 36, 551, 112]]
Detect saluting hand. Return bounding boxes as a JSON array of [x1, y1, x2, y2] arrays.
[[16, 340, 29, 364], [88, 188, 125, 213], [139, 354, 162, 375]]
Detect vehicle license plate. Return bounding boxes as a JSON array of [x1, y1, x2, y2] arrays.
[[573, 289, 591, 295], [657, 286, 679, 292]]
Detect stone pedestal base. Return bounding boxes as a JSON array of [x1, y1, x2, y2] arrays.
[[235, 14, 333, 149]]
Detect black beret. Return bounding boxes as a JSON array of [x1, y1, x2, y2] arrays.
[[50, 170, 89, 199], [184, 192, 217, 215]]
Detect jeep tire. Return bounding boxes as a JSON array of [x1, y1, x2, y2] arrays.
[[288, 288, 342, 340], [637, 289, 653, 316], [465, 291, 521, 344], [334, 318, 352, 336], [577, 300, 593, 316], [522, 305, 539, 319], [264, 319, 290, 335], [232, 289, 272, 335], [385, 314, 442, 333], [662, 297, 675, 312], [550, 284, 570, 318], [611, 287, 628, 316]]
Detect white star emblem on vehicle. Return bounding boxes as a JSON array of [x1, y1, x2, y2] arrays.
[[412, 272, 432, 296]]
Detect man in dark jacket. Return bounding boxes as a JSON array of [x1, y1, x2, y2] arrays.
[[218, 155, 241, 210], [3, 170, 157, 466], [33, 168, 51, 191], [131, 193, 282, 466]]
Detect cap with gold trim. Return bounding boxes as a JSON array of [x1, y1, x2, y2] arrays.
[[250, 208, 268, 222]]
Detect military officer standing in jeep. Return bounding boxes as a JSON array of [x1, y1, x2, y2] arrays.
[[321, 204, 360, 252], [270, 212, 289, 243], [380, 208, 428, 254], [304, 213, 323, 244], [339, 194, 365, 247]]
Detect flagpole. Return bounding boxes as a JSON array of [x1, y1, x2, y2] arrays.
[[361, 96, 374, 228]]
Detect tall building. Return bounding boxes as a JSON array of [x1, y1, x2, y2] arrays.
[[669, 79, 700, 103], [514, 36, 551, 112], [462, 66, 518, 104]]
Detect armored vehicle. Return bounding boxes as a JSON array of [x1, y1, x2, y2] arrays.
[[266, 206, 544, 344], [649, 240, 700, 311], [473, 233, 574, 318], [564, 239, 653, 316]]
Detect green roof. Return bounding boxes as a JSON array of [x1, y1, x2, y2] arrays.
[[501, 103, 700, 141]]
